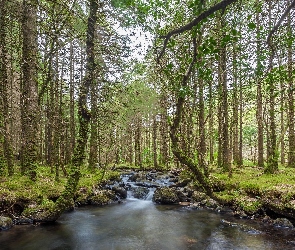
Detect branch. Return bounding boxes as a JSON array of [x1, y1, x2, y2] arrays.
[[157, 0, 238, 62], [267, 0, 295, 45]]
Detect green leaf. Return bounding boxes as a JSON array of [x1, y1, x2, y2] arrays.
[[248, 22, 256, 30]]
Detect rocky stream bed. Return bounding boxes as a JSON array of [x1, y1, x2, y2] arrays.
[[1, 169, 295, 233]]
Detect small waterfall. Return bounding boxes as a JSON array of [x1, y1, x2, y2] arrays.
[[145, 188, 155, 201], [119, 172, 161, 201]]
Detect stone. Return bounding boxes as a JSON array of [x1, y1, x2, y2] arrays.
[[191, 191, 208, 202], [153, 187, 179, 204], [273, 218, 294, 228], [0, 216, 13, 230], [131, 187, 149, 199], [112, 186, 127, 199]]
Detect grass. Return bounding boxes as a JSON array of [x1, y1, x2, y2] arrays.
[[212, 165, 295, 214], [0, 164, 121, 213]]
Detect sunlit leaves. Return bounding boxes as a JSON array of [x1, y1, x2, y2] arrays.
[[247, 22, 256, 30]]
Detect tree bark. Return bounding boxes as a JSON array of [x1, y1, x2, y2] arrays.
[[152, 115, 158, 169], [265, 0, 278, 174], [0, 0, 13, 175], [54, 0, 98, 214], [256, 0, 264, 168], [217, 11, 230, 173], [287, 0, 295, 168], [20, 0, 39, 181]]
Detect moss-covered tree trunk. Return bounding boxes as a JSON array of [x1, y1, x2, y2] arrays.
[[20, 0, 39, 181], [89, 83, 98, 170], [170, 37, 213, 196], [54, 0, 99, 214], [287, 0, 295, 168], [0, 0, 8, 175]]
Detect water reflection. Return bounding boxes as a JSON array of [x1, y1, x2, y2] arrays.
[[1, 199, 294, 250]]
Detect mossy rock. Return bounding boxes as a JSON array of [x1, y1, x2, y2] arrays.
[[75, 187, 91, 206], [0, 216, 13, 230], [153, 187, 179, 204], [236, 196, 262, 215], [90, 190, 116, 205], [191, 191, 208, 202], [273, 218, 294, 228]]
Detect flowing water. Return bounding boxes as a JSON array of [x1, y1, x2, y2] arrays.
[[1, 175, 295, 250]]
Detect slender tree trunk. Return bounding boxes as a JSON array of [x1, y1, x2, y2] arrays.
[[265, 1, 278, 173], [69, 40, 76, 165], [89, 83, 98, 170], [217, 12, 230, 173], [170, 37, 212, 196], [279, 55, 285, 165], [198, 74, 207, 176], [256, 0, 264, 168], [20, 0, 39, 181], [135, 116, 142, 168], [232, 45, 239, 165], [55, 0, 98, 215], [152, 115, 158, 169], [53, 53, 61, 180], [208, 70, 214, 164], [287, 0, 295, 167], [160, 96, 169, 167], [238, 72, 243, 167]]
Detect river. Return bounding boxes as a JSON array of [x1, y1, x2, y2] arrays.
[[1, 173, 295, 249]]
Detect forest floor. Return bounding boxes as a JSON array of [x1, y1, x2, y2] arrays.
[[0, 164, 295, 228], [211, 165, 295, 224]]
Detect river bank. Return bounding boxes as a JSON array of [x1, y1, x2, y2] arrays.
[[1, 165, 295, 232]]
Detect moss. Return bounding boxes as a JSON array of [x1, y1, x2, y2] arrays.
[[237, 198, 262, 214], [90, 190, 116, 205]]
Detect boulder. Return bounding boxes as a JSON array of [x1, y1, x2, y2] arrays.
[[191, 191, 208, 202], [153, 187, 179, 204], [0, 216, 13, 230], [90, 190, 117, 205], [112, 186, 127, 199], [131, 187, 149, 199], [273, 218, 294, 228]]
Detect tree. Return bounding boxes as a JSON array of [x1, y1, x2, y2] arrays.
[[54, 0, 99, 214], [287, 0, 295, 168], [20, 0, 39, 181]]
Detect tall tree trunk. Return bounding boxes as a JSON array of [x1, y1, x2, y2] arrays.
[[198, 73, 207, 176], [256, 0, 264, 168], [170, 37, 212, 196], [265, 0, 278, 173], [160, 96, 169, 167], [232, 45, 239, 165], [20, 0, 39, 181], [208, 69, 214, 164], [238, 72, 243, 167], [279, 55, 285, 165], [69, 40, 76, 165], [89, 83, 98, 170], [287, 0, 295, 168], [0, 26, 6, 174], [54, 0, 98, 215], [217, 11, 230, 173], [0, 0, 14, 175], [152, 115, 158, 169], [135, 116, 142, 168]]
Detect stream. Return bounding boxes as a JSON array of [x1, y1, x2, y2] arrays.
[[1, 173, 295, 249]]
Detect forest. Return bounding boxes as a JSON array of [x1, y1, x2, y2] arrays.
[[1, 0, 295, 232]]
